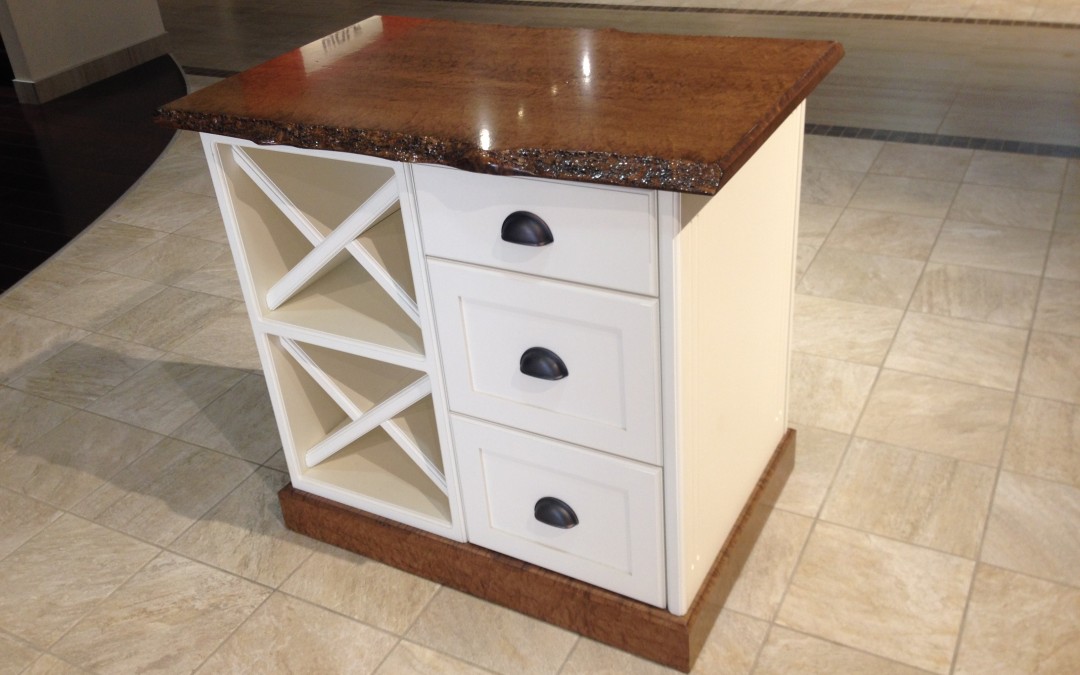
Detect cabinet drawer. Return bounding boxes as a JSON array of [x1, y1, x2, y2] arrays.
[[413, 164, 657, 296], [428, 259, 661, 465], [453, 416, 665, 606]]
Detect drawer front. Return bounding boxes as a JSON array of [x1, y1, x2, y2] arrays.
[[453, 416, 665, 606], [428, 259, 661, 465], [413, 164, 658, 296]]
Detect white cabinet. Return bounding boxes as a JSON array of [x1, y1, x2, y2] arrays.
[[200, 101, 804, 615]]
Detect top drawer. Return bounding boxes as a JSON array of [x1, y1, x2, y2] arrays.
[[412, 164, 658, 296]]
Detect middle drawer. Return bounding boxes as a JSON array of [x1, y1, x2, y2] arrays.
[[427, 259, 662, 465]]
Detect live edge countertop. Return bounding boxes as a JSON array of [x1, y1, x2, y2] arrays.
[[156, 16, 843, 195]]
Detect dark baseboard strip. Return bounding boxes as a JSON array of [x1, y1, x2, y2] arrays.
[[805, 123, 1080, 158], [182, 65, 239, 78], [431, 0, 1080, 30]]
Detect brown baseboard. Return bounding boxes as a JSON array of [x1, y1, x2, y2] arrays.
[[279, 428, 795, 672]]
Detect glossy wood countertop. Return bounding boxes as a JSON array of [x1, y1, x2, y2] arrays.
[[157, 16, 842, 195]]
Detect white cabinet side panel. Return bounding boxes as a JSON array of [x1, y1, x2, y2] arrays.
[[666, 104, 804, 614]]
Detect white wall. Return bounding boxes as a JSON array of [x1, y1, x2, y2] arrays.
[[0, 0, 165, 81]]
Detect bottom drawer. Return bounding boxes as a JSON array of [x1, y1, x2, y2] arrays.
[[453, 416, 665, 607]]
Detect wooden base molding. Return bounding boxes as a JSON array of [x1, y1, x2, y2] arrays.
[[280, 429, 794, 670], [279, 429, 795, 671]]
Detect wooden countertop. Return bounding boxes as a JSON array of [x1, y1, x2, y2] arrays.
[[157, 16, 842, 195]]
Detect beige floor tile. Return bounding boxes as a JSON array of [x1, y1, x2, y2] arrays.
[[0, 488, 60, 559], [948, 184, 1058, 231], [280, 546, 439, 635], [821, 439, 995, 557], [1003, 395, 1080, 488], [0, 514, 158, 647], [953, 565, 1080, 675], [796, 248, 924, 309], [28, 271, 164, 331], [1046, 230, 1080, 282], [789, 353, 878, 434], [823, 208, 942, 260], [196, 592, 397, 674], [109, 234, 227, 285], [869, 142, 972, 183], [0, 312, 87, 384], [72, 437, 256, 546], [0, 388, 76, 454], [803, 136, 883, 173], [792, 294, 903, 366], [86, 357, 247, 434], [171, 374, 281, 463], [754, 626, 933, 675], [1056, 191, 1079, 232], [0, 411, 162, 510], [0, 631, 39, 675], [52, 552, 269, 675], [847, 175, 958, 219], [0, 263, 97, 314], [981, 471, 1080, 588], [777, 522, 973, 674], [542, 638, 674, 675], [724, 509, 813, 620], [857, 370, 1013, 465], [800, 166, 865, 207], [798, 203, 843, 247], [174, 210, 230, 245], [884, 313, 1028, 390], [405, 588, 576, 675], [261, 448, 290, 472], [795, 242, 818, 282], [1020, 331, 1080, 404], [20, 654, 85, 675], [168, 304, 262, 370], [1065, 159, 1080, 195], [774, 426, 849, 517], [909, 263, 1040, 329], [138, 151, 217, 197], [100, 287, 237, 351], [560, 609, 767, 675], [375, 641, 492, 675], [962, 151, 1068, 192], [173, 249, 245, 301], [8, 334, 163, 408], [104, 185, 220, 233], [930, 220, 1050, 276], [51, 220, 165, 270], [170, 468, 316, 587], [1033, 278, 1080, 337]]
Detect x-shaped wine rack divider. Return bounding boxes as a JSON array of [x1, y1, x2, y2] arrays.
[[231, 147, 447, 495]]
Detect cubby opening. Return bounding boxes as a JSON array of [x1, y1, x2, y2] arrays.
[[220, 144, 423, 358]]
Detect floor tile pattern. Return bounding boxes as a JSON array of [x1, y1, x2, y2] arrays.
[[2, 3, 1079, 672]]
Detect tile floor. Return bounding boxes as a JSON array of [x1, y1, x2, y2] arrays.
[[0, 109, 1077, 673], [3, 0, 1080, 671]]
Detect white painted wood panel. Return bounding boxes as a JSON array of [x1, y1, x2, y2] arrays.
[[415, 164, 658, 296], [453, 416, 665, 606], [661, 104, 804, 615], [427, 259, 662, 464]]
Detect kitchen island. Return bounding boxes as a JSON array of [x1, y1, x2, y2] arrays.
[[158, 16, 841, 670]]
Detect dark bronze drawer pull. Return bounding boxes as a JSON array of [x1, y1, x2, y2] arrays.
[[519, 347, 568, 380], [501, 211, 554, 246], [534, 496, 578, 529]]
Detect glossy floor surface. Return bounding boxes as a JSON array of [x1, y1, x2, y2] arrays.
[[1, 1, 1079, 674]]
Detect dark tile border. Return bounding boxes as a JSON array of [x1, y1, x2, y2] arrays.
[[805, 124, 1080, 158], [432, 0, 1080, 29]]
